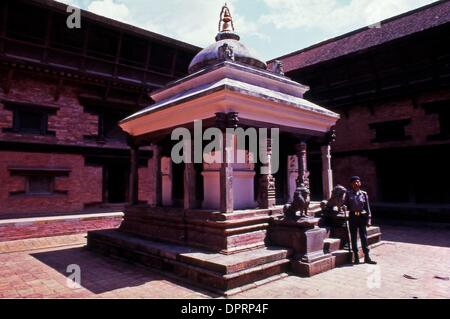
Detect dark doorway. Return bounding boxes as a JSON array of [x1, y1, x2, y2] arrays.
[[172, 162, 184, 207], [104, 162, 129, 204], [308, 155, 323, 201], [273, 138, 289, 205], [376, 150, 450, 205]]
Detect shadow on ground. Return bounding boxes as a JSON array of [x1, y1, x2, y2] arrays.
[[31, 246, 218, 297], [377, 221, 450, 248]]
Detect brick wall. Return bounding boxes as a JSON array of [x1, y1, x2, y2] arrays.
[[332, 90, 450, 153], [0, 72, 131, 150], [0, 71, 156, 218], [0, 151, 102, 216], [331, 89, 450, 202]]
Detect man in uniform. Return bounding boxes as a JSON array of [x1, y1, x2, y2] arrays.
[[345, 176, 377, 265]]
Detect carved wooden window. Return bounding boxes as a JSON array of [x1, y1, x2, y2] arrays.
[[120, 34, 148, 68], [6, 1, 47, 45], [369, 119, 412, 143], [2, 101, 57, 136], [423, 100, 450, 141], [87, 26, 119, 61], [149, 43, 175, 73], [50, 15, 84, 53], [83, 105, 128, 143], [101, 111, 127, 142], [27, 176, 54, 195], [9, 168, 70, 196]]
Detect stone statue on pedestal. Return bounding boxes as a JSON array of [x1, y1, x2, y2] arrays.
[[320, 185, 347, 214], [284, 183, 311, 220]]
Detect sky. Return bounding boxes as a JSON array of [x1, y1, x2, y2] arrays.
[[57, 0, 440, 61]]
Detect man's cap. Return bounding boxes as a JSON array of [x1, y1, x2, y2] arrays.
[[350, 176, 361, 182]]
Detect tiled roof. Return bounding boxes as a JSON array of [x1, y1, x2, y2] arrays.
[[270, 0, 450, 72]]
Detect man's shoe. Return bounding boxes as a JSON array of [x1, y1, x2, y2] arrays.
[[354, 255, 360, 264], [364, 256, 377, 265]]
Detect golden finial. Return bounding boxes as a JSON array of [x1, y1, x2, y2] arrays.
[[218, 3, 235, 32]]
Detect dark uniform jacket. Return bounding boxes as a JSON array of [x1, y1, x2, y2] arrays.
[[345, 189, 372, 222]]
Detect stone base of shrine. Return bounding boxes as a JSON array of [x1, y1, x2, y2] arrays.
[[87, 205, 383, 295], [291, 254, 335, 277], [87, 229, 291, 296], [117, 205, 284, 255]]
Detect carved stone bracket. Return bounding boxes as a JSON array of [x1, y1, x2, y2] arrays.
[[326, 127, 337, 145], [271, 60, 285, 76]]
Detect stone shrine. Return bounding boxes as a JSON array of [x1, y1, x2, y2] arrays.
[[87, 4, 381, 295]]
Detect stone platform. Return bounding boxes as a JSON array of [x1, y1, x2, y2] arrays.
[[88, 229, 291, 296], [87, 206, 382, 295], [119, 205, 284, 254]]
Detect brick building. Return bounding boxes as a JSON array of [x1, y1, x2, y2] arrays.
[[272, 0, 450, 221], [2, 0, 450, 223], [0, 0, 200, 218]]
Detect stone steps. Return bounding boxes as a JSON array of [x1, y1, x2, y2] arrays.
[[324, 238, 341, 253], [87, 229, 291, 295]]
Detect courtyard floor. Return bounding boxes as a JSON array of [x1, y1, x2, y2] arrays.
[[0, 223, 448, 299]]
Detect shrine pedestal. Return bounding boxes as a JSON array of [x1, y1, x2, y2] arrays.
[[202, 170, 256, 210], [87, 205, 291, 295], [269, 217, 335, 277], [116, 205, 283, 254]]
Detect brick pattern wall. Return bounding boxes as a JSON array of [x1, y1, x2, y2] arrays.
[[332, 90, 450, 153], [331, 89, 450, 202], [0, 71, 156, 217], [0, 151, 102, 216], [0, 72, 132, 149]]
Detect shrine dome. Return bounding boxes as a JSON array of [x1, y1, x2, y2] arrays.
[[188, 5, 267, 74]]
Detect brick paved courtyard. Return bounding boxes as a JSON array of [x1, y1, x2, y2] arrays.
[[0, 223, 449, 299]]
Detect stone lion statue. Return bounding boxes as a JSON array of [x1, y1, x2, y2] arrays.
[[320, 185, 347, 214], [284, 184, 310, 220]]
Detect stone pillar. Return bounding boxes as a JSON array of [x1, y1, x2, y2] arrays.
[[258, 136, 276, 209], [150, 144, 162, 207], [295, 141, 309, 189], [216, 112, 237, 213], [321, 145, 333, 199], [127, 137, 140, 206], [287, 155, 299, 203], [184, 140, 197, 209], [161, 157, 173, 207]]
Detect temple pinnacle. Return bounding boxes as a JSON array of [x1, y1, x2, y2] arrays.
[[219, 3, 235, 32]]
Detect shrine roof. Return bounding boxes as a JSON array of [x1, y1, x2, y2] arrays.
[[269, 0, 450, 73], [121, 77, 339, 125]]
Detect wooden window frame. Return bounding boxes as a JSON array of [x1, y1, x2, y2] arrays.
[[2, 100, 58, 136], [369, 119, 412, 143]]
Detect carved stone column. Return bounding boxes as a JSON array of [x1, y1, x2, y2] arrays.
[[321, 129, 336, 200], [295, 141, 310, 189], [127, 136, 140, 206], [161, 157, 173, 207], [216, 112, 237, 213], [150, 144, 162, 207], [258, 136, 276, 209], [184, 140, 197, 210], [321, 145, 333, 200], [284, 141, 311, 218]]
